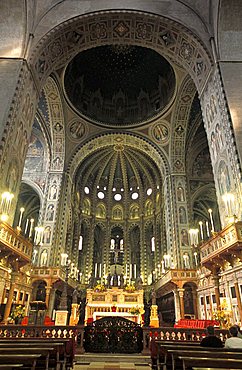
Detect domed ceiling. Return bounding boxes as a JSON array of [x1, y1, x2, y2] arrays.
[[64, 45, 176, 127], [75, 143, 162, 214]]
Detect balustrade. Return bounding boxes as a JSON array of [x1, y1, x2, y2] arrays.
[[0, 222, 32, 262], [0, 325, 229, 355]]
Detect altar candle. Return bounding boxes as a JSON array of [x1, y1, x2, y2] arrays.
[[130, 263, 132, 279], [24, 218, 29, 234], [208, 209, 215, 232], [99, 263, 102, 277], [206, 221, 210, 237], [18, 207, 25, 228], [198, 221, 204, 240], [29, 218, 34, 238], [94, 263, 97, 277], [134, 264, 137, 279]]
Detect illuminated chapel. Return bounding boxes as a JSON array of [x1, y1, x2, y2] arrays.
[[0, 0, 242, 333]]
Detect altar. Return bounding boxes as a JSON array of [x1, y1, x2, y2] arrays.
[[85, 287, 144, 325], [93, 311, 139, 323]]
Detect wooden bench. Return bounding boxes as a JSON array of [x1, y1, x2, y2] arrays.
[[168, 349, 242, 370], [0, 354, 41, 370], [178, 356, 242, 370], [155, 342, 242, 370], [0, 346, 54, 370], [0, 337, 74, 369], [0, 342, 65, 369], [0, 365, 23, 369]]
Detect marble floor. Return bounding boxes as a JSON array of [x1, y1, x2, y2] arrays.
[[74, 362, 151, 369], [74, 353, 151, 370]]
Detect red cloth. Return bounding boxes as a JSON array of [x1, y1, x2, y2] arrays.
[[174, 319, 219, 329]]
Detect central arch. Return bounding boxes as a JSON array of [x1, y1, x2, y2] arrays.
[[29, 10, 213, 94]]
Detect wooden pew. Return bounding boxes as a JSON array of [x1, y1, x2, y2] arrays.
[[0, 354, 41, 370], [155, 342, 242, 370], [178, 356, 242, 370], [0, 347, 54, 370], [0, 365, 23, 369], [168, 349, 242, 370], [0, 342, 64, 369], [0, 337, 73, 369]]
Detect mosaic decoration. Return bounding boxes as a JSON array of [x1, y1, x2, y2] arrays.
[[151, 121, 169, 145], [29, 11, 212, 94], [68, 119, 87, 141]]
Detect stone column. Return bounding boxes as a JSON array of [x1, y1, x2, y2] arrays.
[[192, 286, 198, 319], [177, 288, 185, 319], [46, 288, 56, 318], [3, 272, 18, 323], [203, 294, 208, 320], [213, 277, 221, 309], [234, 281, 242, 323], [173, 288, 181, 322]]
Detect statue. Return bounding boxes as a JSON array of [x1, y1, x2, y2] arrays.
[[151, 288, 156, 305], [135, 276, 143, 290], [88, 275, 95, 288], [120, 273, 124, 288], [144, 299, 151, 326], [107, 273, 111, 288], [40, 249, 48, 266], [78, 297, 87, 325], [72, 287, 79, 304]]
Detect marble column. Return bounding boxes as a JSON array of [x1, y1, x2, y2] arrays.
[[234, 281, 242, 323], [177, 288, 185, 319], [3, 272, 18, 323]]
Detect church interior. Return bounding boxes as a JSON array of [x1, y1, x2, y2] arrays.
[[0, 0, 242, 368]]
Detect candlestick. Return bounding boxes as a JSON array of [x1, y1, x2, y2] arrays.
[[18, 207, 25, 228], [194, 252, 198, 266], [198, 221, 204, 240], [206, 221, 210, 237], [134, 264, 137, 279], [130, 263, 132, 279], [94, 263, 97, 277], [24, 219, 29, 234], [29, 218, 34, 238], [208, 209, 215, 232], [99, 263, 102, 278], [161, 260, 165, 273]]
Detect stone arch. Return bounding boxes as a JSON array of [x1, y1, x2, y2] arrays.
[[170, 75, 197, 172], [29, 10, 213, 94]]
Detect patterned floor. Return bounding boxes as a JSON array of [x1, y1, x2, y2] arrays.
[[74, 354, 151, 369], [74, 363, 151, 370]]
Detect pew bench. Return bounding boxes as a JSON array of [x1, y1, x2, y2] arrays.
[[0, 365, 23, 369], [178, 356, 242, 370], [168, 349, 242, 370], [0, 338, 74, 369], [155, 342, 242, 370], [0, 353, 41, 370], [0, 346, 54, 370]]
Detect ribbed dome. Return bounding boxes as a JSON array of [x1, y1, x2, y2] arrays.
[[75, 142, 162, 217], [64, 45, 176, 127]]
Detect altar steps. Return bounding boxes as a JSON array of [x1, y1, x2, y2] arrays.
[[75, 353, 151, 369]]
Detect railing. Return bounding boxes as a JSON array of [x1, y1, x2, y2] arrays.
[[142, 326, 229, 353], [31, 267, 77, 286], [154, 269, 197, 290], [0, 222, 32, 262], [200, 221, 242, 263], [0, 325, 229, 355]]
